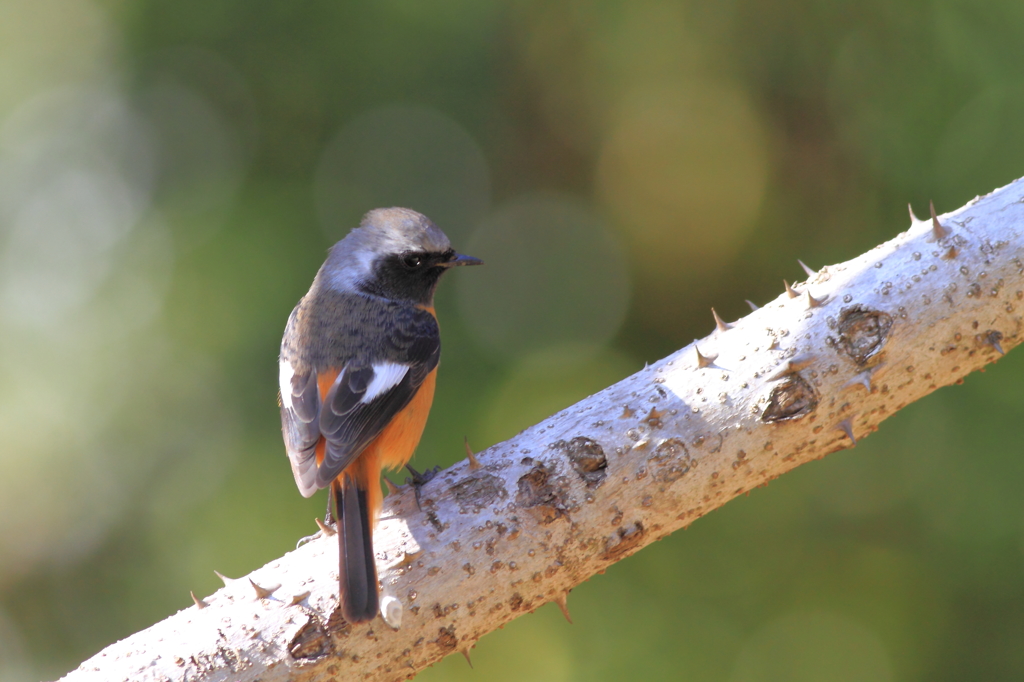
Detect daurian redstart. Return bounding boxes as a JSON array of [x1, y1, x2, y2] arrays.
[[279, 207, 481, 623]]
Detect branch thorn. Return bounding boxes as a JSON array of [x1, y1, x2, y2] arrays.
[[190, 591, 208, 609], [843, 371, 873, 393], [553, 590, 573, 624], [836, 419, 857, 446], [986, 330, 1005, 355], [250, 579, 280, 599], [784, 280, 799, 298], [908, 203, 922, 224], [398, 548, 425, 567], [712, 307, 731, 332], [465, 436, 481, 469], [695, 344, 717, 369], [767, 354, 814, 381], [929, 200, 950, 240]]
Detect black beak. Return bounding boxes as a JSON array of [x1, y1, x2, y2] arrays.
[[444, 252, 483, 267]]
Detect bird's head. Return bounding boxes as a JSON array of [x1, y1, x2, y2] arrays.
[[321, 207, 482, 304]]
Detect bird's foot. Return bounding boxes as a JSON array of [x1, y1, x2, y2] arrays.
[[296, 516, 337, 549], [405, 464, 441, 510]]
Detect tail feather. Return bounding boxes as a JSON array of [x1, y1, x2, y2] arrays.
[[334, 476, 379, 623]]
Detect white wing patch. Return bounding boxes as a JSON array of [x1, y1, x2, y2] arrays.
[[362, 363, 409, 404], [279, 360, 296, 410]]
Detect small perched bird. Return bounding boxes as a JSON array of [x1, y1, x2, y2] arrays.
[[279, 207, 481, 623]]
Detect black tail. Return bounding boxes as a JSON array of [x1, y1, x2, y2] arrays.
[[333, 476, 379, 623]]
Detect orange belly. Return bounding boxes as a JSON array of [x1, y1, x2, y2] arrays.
[[369, 368, 436, 470], [357, 368, 436, 523], [314, 367, 437, 523]]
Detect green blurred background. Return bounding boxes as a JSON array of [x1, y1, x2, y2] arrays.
[[1, 1, 1023, 680]]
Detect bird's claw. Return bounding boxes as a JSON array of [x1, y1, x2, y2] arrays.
[[405, 464, 441, 511]]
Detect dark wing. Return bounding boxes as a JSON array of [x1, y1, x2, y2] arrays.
[[280, 297, 440, 496], [280, 363, 322, 496], [313, 307, 440, 488]]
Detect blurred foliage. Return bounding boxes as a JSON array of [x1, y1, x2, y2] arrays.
[[1, 0, 1023, 680]]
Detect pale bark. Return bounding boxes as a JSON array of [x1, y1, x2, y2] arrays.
[[60, 177, 1024, 682]]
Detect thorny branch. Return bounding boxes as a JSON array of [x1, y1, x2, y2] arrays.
[[61, 178, 1024, 682]]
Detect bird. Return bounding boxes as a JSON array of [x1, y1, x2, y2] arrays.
[[278, 207, 481, 623]]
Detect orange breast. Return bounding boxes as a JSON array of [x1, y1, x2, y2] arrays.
[[316, 367, 438, 524], [368, 368, 437, 470], [356, 368, 437, 523]]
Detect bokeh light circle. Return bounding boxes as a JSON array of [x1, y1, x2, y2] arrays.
[[478, 347, 638, 447], [457, 193, 630, 359], [0, 82, 240, 589], [0, 0, 114, 119], [314, 105, 491, 245], [596, 83, 768, 281], [730, 611, 892, 682]]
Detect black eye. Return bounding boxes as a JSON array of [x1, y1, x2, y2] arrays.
[[403, 254, 423, 269]]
